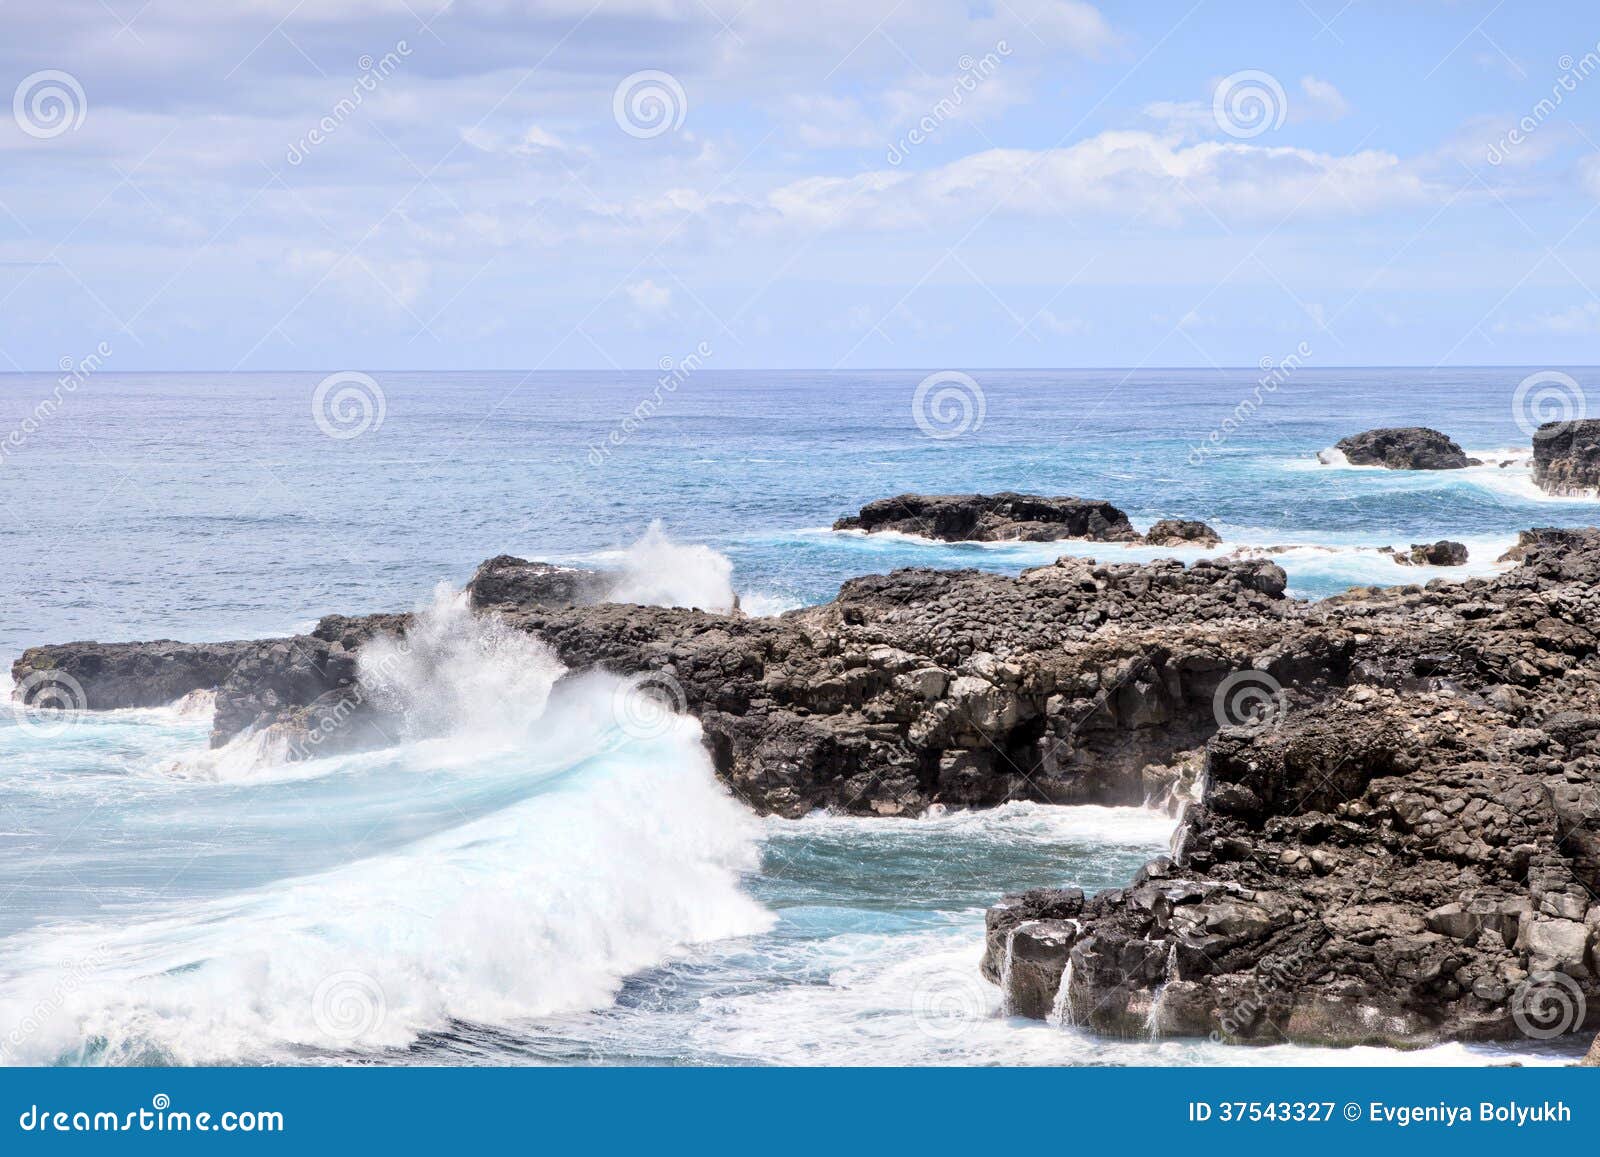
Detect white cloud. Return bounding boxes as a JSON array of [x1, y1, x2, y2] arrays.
[[1298, 76, 1351, 122], [760, 131, 1440, 232], [625, 278, 673, 314], [1495, 302, 1600, 335]]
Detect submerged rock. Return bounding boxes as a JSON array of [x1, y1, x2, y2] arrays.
[[833, 492, 1138, 542], [1328, 427, 1478, 470], [1532, 419, 1600, 496]]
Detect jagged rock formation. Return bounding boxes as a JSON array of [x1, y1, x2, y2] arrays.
[[1383, 540, 1469, 567], [1532, 419, 1600, 496], [1327, 427, 1479, 470], [832, 493, 1139, 542], [14, 524, 1600, 1053], [982, 530, 1600, 1049]]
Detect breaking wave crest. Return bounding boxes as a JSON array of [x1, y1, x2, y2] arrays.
[[0, 586, 769, 1064]]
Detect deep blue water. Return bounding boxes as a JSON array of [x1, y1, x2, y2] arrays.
[[3, 367, 1597, 659], [0, 368, 1594, 1067]]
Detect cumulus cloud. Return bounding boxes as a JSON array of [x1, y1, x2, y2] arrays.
[[760, 131, 1440, 232]]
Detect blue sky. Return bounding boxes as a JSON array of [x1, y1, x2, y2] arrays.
[[2, 0, 1599, 370]]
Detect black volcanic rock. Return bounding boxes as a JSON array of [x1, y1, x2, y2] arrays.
[[832, 492, 1138, 542], [1385, 540, 1468, 567], [465, 555, 613, 610], [1329, 427, 1478, 470], [1532, 419, 1600, 496], [10, 640, 256, 710], [1143, 519, 1222, 547], [19, 525, 1600, 1052]]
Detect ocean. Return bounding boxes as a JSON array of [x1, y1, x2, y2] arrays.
[[0, 366, 1594, 1065]]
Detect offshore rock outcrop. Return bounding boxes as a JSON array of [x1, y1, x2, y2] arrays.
[[1327, 427, 1479, 470], [833, 493, 1139, 542], [1532, 419, 1600, 496]]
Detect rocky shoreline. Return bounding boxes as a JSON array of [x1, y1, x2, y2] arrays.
[[10, 506, 1600, 1058]]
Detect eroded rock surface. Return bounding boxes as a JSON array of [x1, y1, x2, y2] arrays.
[[832, 493, 1139, 542], [1532, 419, 1600, 497], [983, 530, 1600, 1048], [1329, 427, 1478, 470]]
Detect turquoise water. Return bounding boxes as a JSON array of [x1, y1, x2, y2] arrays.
[[0, 368, 1594, 1066], [3, 368, 1597, 656]]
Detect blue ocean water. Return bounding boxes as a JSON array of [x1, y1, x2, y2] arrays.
[[3, 367, 1597, 659], [0, 368, 1595, 1067]]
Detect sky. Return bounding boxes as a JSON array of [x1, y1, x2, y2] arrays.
[[1, 0, 1599, 371]]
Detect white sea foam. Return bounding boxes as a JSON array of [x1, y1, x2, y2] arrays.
[[817, 525, 1520, 593], [575, 521, 739, 612], [0, 587, 771, 1064]]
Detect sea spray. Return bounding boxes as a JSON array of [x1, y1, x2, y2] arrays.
[[603, 522, 737, 612], [0, 590, 772, 1064]]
